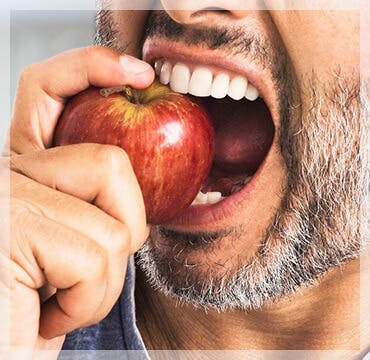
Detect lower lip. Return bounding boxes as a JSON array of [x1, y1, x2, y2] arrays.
[[163, 155, 268, 229], [144, 42, 277, 229]]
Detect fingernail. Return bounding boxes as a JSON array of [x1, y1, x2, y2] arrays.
[[119, 55, 151, 75]]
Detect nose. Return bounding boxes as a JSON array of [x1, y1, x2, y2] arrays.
[[160, 0, 248, 25]]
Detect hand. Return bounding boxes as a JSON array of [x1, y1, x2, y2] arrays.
[[2, 46, 155, 355]]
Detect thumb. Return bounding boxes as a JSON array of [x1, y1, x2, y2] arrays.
[[10, 46, 155, 154]]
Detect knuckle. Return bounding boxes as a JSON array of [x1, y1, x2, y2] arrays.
[[83, 244, 109, 280], [105, 220, 131, 255], [82, 45, 107, 64], [81, 46, 96, 62], [95, 145, 132, 175], [18, 65, 37, 87]]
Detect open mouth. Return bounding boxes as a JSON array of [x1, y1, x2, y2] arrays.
[[192, 95, 274, 205], [143, 40, 278, 226]]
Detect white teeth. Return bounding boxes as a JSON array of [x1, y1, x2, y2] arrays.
[[157, 60, 260, 101], [160, 62, 172, 85], [230, 184, 243, 194], [228, 75, 248, 101], [211, 73, 230, 99], [170, 63, 190, 94], [191, 176, 253, 206], [243, 176, 253, 185], [189, 68, 213, 97], [207, 192, 223, 204], [154, 60, 164, 76], [191, 191, 224, 206], [192, 191, 207, 205], [245, 83, 259, 101]]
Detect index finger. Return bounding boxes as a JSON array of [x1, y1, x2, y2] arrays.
[[9, 46, 155, 154]]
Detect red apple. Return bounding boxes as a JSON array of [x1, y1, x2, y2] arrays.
[[53, 81, 214, 224]]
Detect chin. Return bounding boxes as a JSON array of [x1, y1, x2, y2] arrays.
[[134, 28, 288, 309]]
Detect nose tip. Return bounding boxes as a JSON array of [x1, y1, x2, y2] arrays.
[[160, 0, 234, 24], [160, 10, 197, 24], [160, 1, 248, 26]]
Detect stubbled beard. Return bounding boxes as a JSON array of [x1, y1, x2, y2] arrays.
[[96, 11, 364, 311], [136, 75, 362, 311]]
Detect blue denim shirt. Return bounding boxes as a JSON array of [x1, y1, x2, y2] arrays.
[[61, 256, 370, 360], [61, 256, 149, 358]]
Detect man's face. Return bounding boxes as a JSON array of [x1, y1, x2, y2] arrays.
[[96, 6, 361, 310]]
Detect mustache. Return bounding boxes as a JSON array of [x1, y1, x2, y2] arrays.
[[141, 11, 275, 70], [141, 11, 296, 249]]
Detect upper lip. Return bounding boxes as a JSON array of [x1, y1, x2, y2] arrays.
[[142, 36, 280, 131], [141, 36, 282, 229]]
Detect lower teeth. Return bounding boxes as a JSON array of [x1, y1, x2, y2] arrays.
[[191, 176, 253, 206], [191, 191, 223, 206], [230, 184, 244, 195]]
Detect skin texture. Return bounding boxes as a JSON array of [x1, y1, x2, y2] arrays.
[[4, 46, 154, 354], [3, 4, 369, 359], [94, 5, 369, 354], [132, 8, 363, 309], [135, 259, 363, 350]]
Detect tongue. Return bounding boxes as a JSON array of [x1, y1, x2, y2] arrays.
[[199, 96, 274, 195], [201, 168, 248, 196], [211, 97, 274, 174]]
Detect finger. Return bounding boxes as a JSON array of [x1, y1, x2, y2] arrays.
[[10, 143, 149, 253], [10, 46, 155, 153], [11, 167, 137, 325], [11, 182, 132, 341], [12, 209, 127, 339], [35, 46, 154, 97]]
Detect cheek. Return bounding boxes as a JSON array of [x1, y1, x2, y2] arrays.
[[113, 10, 150, 57], [267, 10, 360, 81]]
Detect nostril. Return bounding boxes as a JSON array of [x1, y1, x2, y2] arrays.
[[201, 7, 229, 12], [192, 7, 230, 18]]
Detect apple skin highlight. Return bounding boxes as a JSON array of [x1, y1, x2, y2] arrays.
[[54, 81, 215, 224]]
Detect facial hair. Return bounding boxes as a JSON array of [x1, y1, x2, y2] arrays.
[[96, 10, 364, 311]]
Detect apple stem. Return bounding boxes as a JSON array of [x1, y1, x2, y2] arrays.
[[100, 86, 127, 98], [100, 86, 140, 104], [124, 87, 140, 104]]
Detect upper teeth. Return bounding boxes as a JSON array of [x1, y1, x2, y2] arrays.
[[156, 60, 260, 101]]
